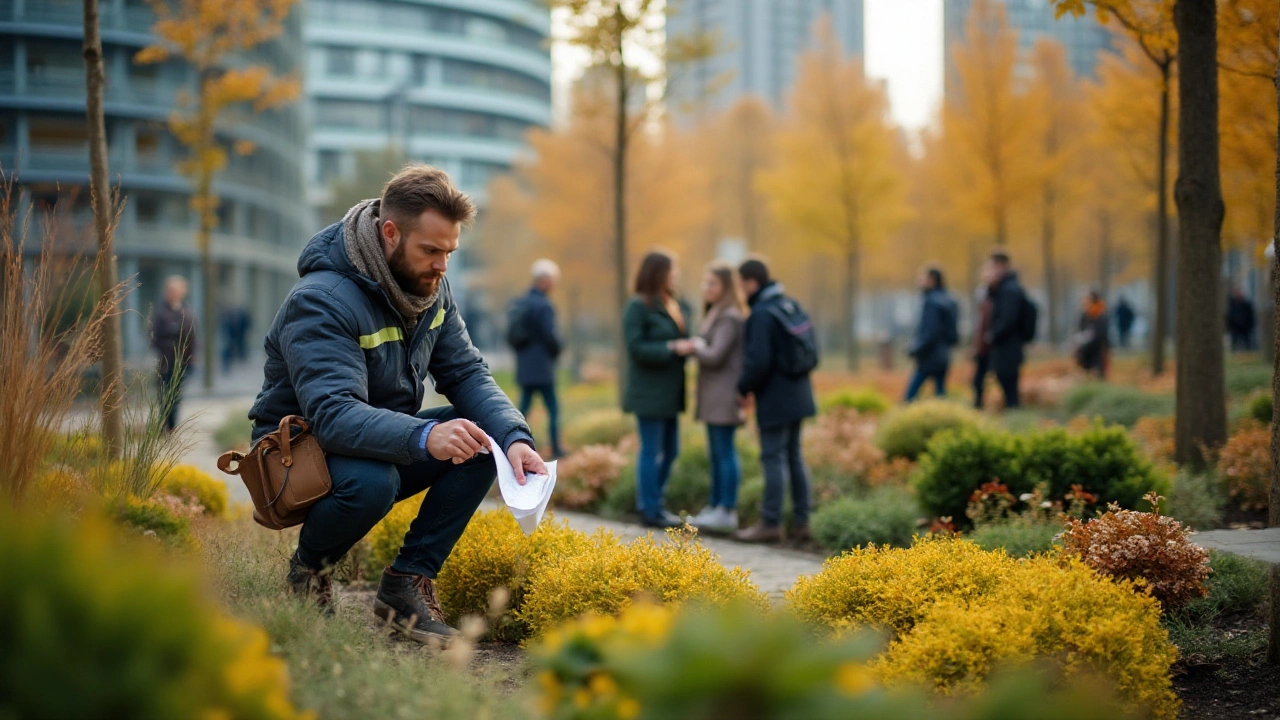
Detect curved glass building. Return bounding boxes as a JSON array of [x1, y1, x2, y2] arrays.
[[304, 0, 552, 208], [0, 0, 308, 363]]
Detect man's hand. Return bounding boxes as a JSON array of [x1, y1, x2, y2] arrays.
[[427, 419, 490, 464], [507, 442, 547, 486]]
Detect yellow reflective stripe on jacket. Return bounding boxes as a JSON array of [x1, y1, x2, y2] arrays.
[[428, 307, 446, 330], [358, 326, 403, 350]]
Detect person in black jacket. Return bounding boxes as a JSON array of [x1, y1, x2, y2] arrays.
[[1074, 290, 1110, 378], [149, 276, 197, 432], [514, 259, 564, 457], [733, 259, 817, 544], [1114, 296, 1135, 349], [905, 266, 958, 402], [972, 249, 1027, 410], [1226, 289, 1257, 352]]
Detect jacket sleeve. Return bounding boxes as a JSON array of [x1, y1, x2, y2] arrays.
[[696, 314, 742, 371], [540, 300, 562, 359], [737, 312, 772, 396], [429, 290, 534, 452], [624, 300, 676, 368], [988, 285, 1023, 345], [281, 287, 425, 464], [909, 301, 941, 357]]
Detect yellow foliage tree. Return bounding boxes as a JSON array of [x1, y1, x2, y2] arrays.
[[136, 0, 300, 390], [759, 20, 909, 370], [697, 96, 777, 254]]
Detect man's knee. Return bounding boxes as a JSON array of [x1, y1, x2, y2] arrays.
[[329, 456, 399, 516]]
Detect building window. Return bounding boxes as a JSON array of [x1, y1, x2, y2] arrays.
[[325, 47, 357, 77]]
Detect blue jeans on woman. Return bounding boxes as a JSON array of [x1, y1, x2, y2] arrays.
[[636, 417, 679, 521], [706, 424, 740, 510]]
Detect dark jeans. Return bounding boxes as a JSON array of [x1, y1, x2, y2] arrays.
[[518, 384, 562, 456], [758, 422, 811, 528], [904, 364, 948, 402], [973, 354, 1020, 410], [706, 424, 741, 510], [157, 367, 186, 432], [295, 406, 496, 579], [636, 416, 679, 520]]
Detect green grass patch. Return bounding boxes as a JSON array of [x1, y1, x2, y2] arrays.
[[214, 408, 253, 452]]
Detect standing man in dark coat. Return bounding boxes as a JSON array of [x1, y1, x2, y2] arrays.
[[249, 165, 544, 644], [972, 249, 1028, 410], [1226, 289, 1256, 352], [512, 259, 564, 457], [905, 266, 959, 402], [733, 259, 817, 544], [1114, 296, 1135, 349], [1074, 290, 1110, 378], [149, 275, 197, 432]]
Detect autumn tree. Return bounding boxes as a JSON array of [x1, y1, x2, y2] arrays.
[[698, 97, 776, 253], [137, 0, 300, 391], [547, 0, 709, 388], [82, 0, 125, 455], [759, 21, 908, 370]]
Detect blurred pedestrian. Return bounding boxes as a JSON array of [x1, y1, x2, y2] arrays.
[[510, 259, 564, 457], [149, 275, 197, 432], [687, 262, 747, 535], [622, 250, 692, 529], [220, 305, 251, 374], [1074, 290, 1110, 378], [1226, 288, 1256, 352], [733, 258, 817, 544], [1114, 296, 1135, 349], [972, 249, 1032, 410], [905, 266, 959, 402]]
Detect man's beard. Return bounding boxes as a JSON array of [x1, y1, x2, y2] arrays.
[[388, 243, 442, 298]]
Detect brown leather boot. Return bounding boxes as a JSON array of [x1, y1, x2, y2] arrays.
[[732, 521, 783, 543], [789, 524, 812, 544], [373, 568, 459, 645], [286, 554, 333, 612]]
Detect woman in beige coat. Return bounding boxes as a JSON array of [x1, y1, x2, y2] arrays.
[[686, 262, 747, 534]]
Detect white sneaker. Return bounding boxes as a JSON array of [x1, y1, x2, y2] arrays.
[[701, 507, 739, 535], [691, 506, 721, 529]]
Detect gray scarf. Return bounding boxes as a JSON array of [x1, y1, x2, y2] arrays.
[[342, 198, 436, 330]]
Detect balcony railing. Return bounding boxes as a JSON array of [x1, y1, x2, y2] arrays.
[[2, 0, 158, 35]]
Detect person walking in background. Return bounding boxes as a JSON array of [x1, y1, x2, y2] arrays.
[[687, 262, 747, 535], [622, 250, 693, 529], [733, 258, 817, 544], [905, 266, 959, 402], [510, 259, 564, 458], [149, 275, 198, 432], [972, 249, 1031, 410], [220, 305, 251, 374], [1074, 290, 1110, 378], [1114, 296, 1135, 349], [1226, 288, 1257, 352]]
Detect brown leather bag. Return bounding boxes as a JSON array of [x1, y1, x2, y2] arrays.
[[218, 415, 332, 530]]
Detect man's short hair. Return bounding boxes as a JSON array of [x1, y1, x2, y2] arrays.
[[381, 164, 476, 230], [738, 258, 771, 286], [989, 247, 1011, 266], [531, 259, 560, 281]]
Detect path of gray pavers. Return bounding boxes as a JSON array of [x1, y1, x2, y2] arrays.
[[1194, 528, 1280, 565]]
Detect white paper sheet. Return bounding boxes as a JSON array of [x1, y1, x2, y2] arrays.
[[488, 434, 557, 535]]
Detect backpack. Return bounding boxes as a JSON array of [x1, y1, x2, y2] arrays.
[[506, 297, 534, 349], [1018, 292, 1039, 344], [764, 297, 819, 377]]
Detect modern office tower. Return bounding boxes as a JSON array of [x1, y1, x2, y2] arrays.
[[1, 0, 309, 363]]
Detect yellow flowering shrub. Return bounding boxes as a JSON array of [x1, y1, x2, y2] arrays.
[[162, 463, 230, 517], [874, 557, 1179, 719], [366, 492, 427, 571], [435, 509, 592, 642], [518, 527, 767, 639], [0, 507, 309, 719], [786, 537, 1018, 634]]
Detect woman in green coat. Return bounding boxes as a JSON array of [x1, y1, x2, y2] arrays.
[[623, 250, 692, 528]]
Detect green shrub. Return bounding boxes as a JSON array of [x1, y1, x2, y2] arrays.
[[0, 509, 306, 719], [107, 495, 193, 546], [1245, 391, 1273, 424], [564, 409, 635, 450], [810, 486, 920, 552], [1226, 364, 1273, 397], [1062, 383, 1173, 427], [214, 408, 253, 452], [1168, 550, 1270, 625], [1166, 469, 1226, 531], [912, 425, 1168, 524], [875, 400, 985, 460], [821, 387, 890, 415], [967, 521, 1060, 558], [598, 444, 714, 519]]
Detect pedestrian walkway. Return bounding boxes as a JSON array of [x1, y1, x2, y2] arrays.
[[1194, 528, 1280, 565]]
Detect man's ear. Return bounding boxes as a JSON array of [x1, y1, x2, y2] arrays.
[[380, 219, 399, 257]]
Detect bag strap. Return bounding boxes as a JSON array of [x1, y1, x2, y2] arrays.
[[217, 450, 244, 476], [277, 415, 309, 468]]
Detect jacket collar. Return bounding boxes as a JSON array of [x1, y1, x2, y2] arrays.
[[749, 281, 784, 307]]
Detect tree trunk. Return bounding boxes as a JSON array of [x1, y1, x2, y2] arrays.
[[567, 285, 583, 384], [1042, 184, 1059, 346], [844, 247, 859, 370], [1172, 0, 1227, 467], [1153, 65, 1173, 376], [198, 166, 216, 393], [1099, 208, 1113, 300], [82, 0, 125, 458], [613, 56, 628, 402], [1266, 4, 1280, 667], [995, 206, 1008, 248]]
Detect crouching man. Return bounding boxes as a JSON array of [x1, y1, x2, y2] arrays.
[[249, 165, 544, 643]]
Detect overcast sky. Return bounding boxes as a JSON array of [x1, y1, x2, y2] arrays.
[[552, 0, 946, 131]]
